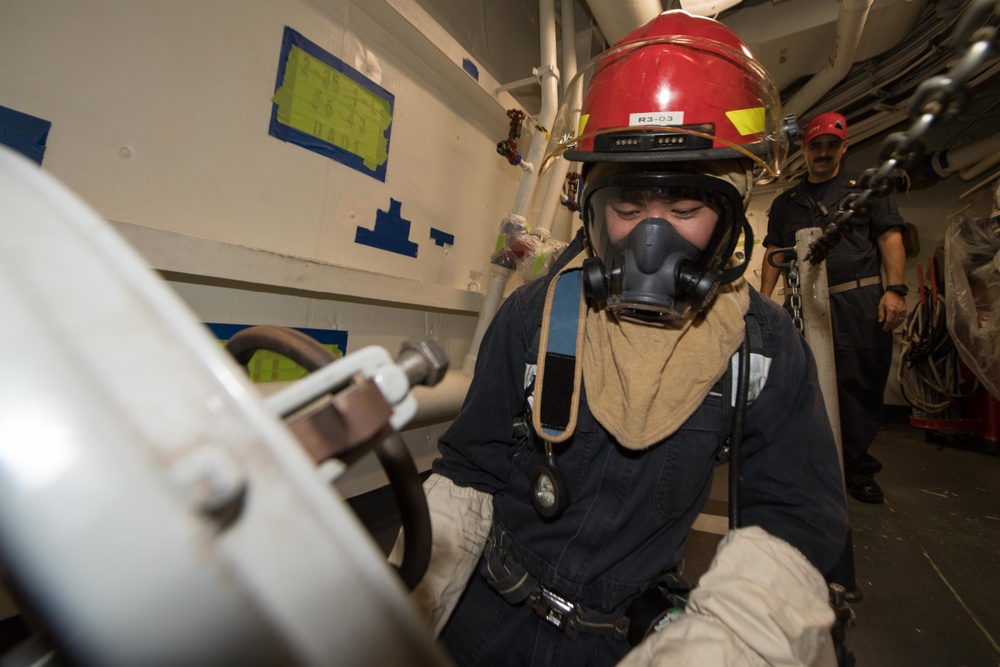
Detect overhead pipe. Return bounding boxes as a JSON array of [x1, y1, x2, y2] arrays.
[[463, 0, 561, 373], [959, 149, 1000, 181], [583, 0, 663, 45], [535, 0, 583, 244], [784, 0, 876, 120], [507, 0, 561, 220], [902, 131, 1000, 189], [678, 0, 744, 17], [934, 133, 1000, 178]]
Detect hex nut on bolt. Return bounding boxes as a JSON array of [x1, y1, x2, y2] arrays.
[[167, 446, 247, 521], [398, 340, 449, 387]]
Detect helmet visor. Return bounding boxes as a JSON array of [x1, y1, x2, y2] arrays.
[[583, 172, 743, 275]]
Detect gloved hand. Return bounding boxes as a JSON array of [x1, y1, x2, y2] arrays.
[[388, 473, 492, 637], [617, 526, 837, 667]]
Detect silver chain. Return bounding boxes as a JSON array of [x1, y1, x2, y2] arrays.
[[787, 259, 803, 333], [805, 0, 1000, 264]]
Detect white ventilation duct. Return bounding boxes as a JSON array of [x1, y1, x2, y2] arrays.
[[783, 0, 876, 119], [584, 0, 663, 45], [679, 0, 743, 16], [927, 132, 1000, 181]]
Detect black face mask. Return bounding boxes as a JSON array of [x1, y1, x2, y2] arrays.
[[583, 218, 722, 321], [579, 171, 752, 322]]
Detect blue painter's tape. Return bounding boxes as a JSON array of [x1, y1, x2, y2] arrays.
[[206, 323, 349, 354], [0, 105, 51, 165], [355, 228, 419, 257], [462, 58, 479, 81], [430, 228, 455, 247], [355, 198, 419, 257]]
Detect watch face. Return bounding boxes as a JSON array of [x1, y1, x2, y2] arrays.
[[534, 472, 557, 509]]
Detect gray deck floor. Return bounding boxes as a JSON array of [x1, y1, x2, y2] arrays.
[[688, 420, 1000, 666]]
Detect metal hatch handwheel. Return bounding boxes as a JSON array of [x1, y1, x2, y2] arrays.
[[224, 325, 438, 590]]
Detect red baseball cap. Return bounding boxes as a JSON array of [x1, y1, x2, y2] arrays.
[[803, 112, 848, 142]]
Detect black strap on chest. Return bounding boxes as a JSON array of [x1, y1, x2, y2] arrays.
[[522, 228, 585, 440], [536, 269, 584, 440], [726, 302, 765, 528], [728, 335, 750, 530]]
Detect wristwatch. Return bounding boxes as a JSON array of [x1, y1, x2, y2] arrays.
[[885, 284, 909, 297]]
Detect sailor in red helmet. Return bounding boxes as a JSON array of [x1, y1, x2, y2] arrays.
[[392, 11, 847, 665]]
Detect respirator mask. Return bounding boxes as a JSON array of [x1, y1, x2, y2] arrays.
[[581, 171, 753, 322]]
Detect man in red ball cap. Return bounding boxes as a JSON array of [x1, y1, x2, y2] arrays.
[[761, 111, 909, 506]]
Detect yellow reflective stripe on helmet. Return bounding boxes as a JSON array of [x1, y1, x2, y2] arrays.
[[725, 107, 765, 136]]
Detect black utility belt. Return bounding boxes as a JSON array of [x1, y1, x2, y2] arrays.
[[481, 525, 690, 646]]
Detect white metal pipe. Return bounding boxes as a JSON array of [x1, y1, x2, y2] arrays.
[[536, 160, 573, 242], [583, 0, 663, 45], [929, 132, 1000, 178], [784, 0, 876, 120], [536, 0, 582, 242], [959, 167, 1000, 202], [509, 0, 560, 219], [559, 0, 579, 99], [462, 263, 512, 372], [959, 149, 1000, 181], [410, 370, 473, 423], [462, 0, 560, 377]]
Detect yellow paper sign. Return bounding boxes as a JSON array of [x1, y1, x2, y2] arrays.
[[272, 46, 391, 170]]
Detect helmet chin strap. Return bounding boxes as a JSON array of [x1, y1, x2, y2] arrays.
[[718, 217, 754, 286]]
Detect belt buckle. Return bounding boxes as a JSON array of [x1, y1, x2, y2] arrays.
[[537, 588, 576, 633]]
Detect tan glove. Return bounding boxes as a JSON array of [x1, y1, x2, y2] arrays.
[[617, 526, 837, 667], [388, 473, 492, 637]]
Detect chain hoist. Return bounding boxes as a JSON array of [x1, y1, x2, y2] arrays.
[[806, 0, 1000, 265], [766, 248, 805, 332], [787, 258, 804, 333]]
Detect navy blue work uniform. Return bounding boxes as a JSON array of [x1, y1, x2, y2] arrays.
[[764, 170, 906, 478], [432, 273, 848, 666]]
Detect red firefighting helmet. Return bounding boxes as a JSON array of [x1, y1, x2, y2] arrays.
[[547, 10, 788, 178]]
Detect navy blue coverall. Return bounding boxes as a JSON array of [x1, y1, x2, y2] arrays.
[[432, 272, 848, 666]]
